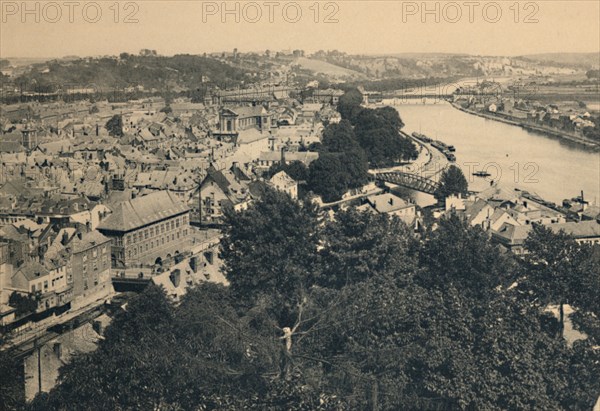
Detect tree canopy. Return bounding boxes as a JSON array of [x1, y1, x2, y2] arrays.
[[434, 165, 469, 203], [105, 114, 124, 138], [27, 191, 600, 410]]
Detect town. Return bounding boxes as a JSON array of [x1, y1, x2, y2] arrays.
[[0, 46, 599, 410]]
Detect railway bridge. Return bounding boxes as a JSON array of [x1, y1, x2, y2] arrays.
[[373, 171, 440, 195]]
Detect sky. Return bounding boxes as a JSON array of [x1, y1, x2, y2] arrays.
[[1, 0, 599, 58]]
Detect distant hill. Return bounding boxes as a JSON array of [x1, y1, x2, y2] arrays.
[[6, 54, 259, 94], [2, 57, 55, 67], [519, 53, 600, 68], [293, 57, 366, 80]]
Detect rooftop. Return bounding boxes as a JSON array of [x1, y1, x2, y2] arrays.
[[98, 191, 189, 232]]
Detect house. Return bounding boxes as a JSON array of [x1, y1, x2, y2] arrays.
[[69, 230, 112, 306], [214, 106, 272, 144], [365, 193, 417, 225], [133, 169, 199, 206], [97, 191, 191, 268], [491, 223, 533, 255], [269, 171, 298, 199], [312, 89, 345, 105], [199, 167, 251, 224], [11, 260, 73, 313], [549, 220, 600, 245], [257, 150, 319, 169]]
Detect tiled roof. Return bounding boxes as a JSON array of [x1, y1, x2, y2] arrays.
[[71, 230, 111, 254], [550, 220, 600, 239], [493, 223, 532, 245], [13, 261, 50, 281], [367, 193, 412, 214], [98, 190, 189, 232]]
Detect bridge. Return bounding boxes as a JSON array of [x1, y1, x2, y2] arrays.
[[373, 171, 440, 195]]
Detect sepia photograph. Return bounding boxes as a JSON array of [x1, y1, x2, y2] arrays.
[[0, 0, 599, 409]]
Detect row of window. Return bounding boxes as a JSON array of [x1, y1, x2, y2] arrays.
[[81, 246, 108, 262], [124, 215, 188, 245], [126, 229, 188, 259], [82, 257, 109, 274], [31, 272, 66, 293]]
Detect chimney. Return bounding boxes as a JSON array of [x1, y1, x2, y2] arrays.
[[61, 231, 69, 245], [389, 197, 393, 206], [96, 124, 99, 136]]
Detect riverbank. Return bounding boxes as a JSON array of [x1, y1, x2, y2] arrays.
[[450, 102, 599, 151]]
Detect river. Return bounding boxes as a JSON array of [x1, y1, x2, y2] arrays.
[[391, 101, 600, 205]]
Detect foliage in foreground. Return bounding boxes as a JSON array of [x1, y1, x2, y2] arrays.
[[25, 189, 600, 410]]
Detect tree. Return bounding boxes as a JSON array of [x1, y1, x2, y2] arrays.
[[353, 107, 416, 167], [220, 187, 320, 325], [433, 165, 468, 203], [318, 209, 417, 288], [105, 114, 123, 137], [337, 88, 363, 121], [523, 224, 594, 337], [0, 331, 25, 410], [586, 69, 600, 79], [308, 153, 351, 203], [267, 160, 309, 182], [419, 214, 512, 298], [321, 119, 362, 153], [29, 285, 177, 410], [27, 194, 600, 411], [8, 291, 38, 317]]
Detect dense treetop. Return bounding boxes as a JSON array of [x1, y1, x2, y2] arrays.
[[21, 187, 600, 410]]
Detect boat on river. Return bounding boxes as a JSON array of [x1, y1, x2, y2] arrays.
[[472, 171, 491, 177]]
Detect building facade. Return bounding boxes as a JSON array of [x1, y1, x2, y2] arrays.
[[98, 191, 191, 268], [70, 231, 112, 303]]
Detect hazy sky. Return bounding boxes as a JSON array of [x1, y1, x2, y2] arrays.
[[1, 0, 599, 58]]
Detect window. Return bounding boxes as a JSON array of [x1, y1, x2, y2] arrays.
[[83, 254, 87, 262], [31, 285, 36, 293], [44, 280, 48, 290]]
